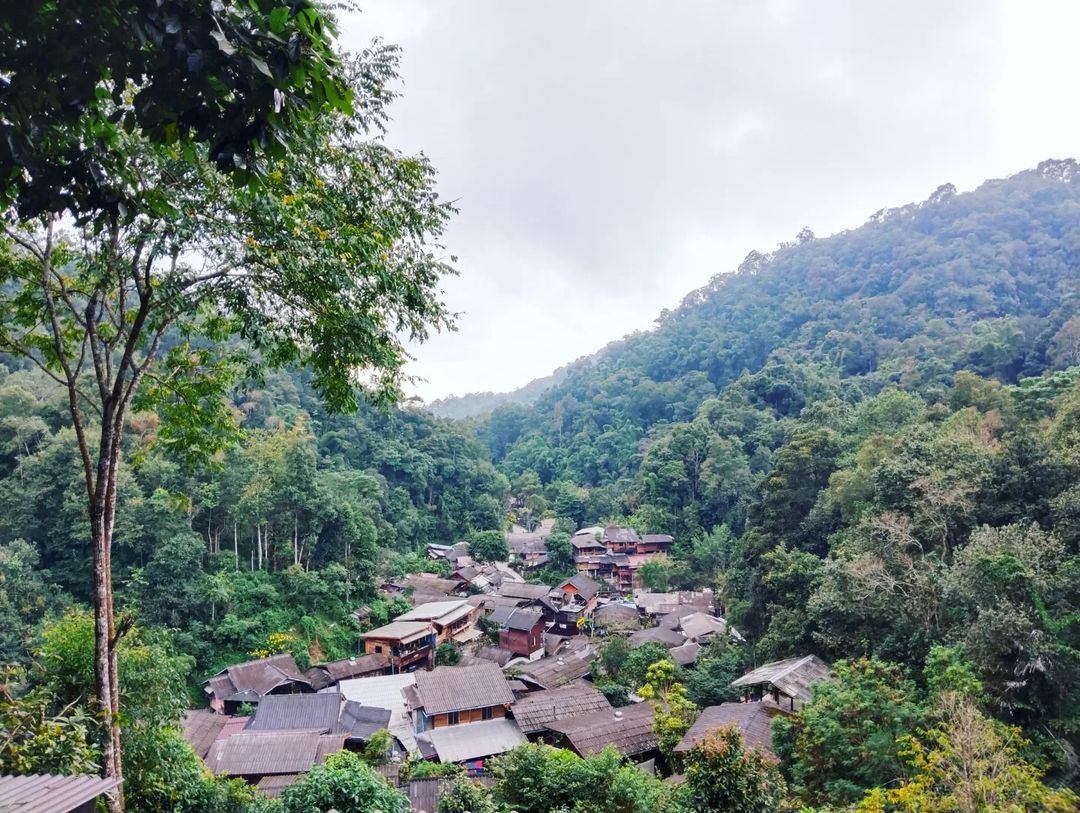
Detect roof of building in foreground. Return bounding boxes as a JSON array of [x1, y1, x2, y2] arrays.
[[0, 774, 122, 813]]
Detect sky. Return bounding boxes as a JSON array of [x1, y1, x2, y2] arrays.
[[336, 1, 1080, 403]]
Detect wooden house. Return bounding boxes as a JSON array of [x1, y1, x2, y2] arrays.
[[406, 662, 515, 732], [359, 620, 437, 672], [497, 607, 546, 657], [731, 655, 832, 711], [204, 653, 313, 715], [396, 600, 478, 645]]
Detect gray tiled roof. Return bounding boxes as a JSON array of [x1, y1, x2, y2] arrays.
[[413, 662, 515, 715]]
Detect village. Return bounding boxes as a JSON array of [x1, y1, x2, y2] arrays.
[[181, 522, 833, 811]]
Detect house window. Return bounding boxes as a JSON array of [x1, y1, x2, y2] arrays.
[[482, 707, 493, 720], [447, 711, 459, 725], [374, 645, 383, 654]]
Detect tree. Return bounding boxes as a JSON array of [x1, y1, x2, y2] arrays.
[[468, 529, 509, 563], [0, 44, 454, 808], [620, 643, 674, 691], [637, 554, 675, 592], [438, 774, 499, 813], [771, 658, 926, 805], [681, 727, 789, 813], [491, 743, 676, 813], [280, 750, 408, 813], [0, 1, 352, 218], [857, 693, 1079, 813], [638, 659, 698, 759], [435, 641, 460, 666]]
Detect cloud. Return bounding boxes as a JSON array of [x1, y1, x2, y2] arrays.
[[336, 1, 1078, 401]]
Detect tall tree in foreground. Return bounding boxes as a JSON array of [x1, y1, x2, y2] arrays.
[[0, 7, 454, 809]]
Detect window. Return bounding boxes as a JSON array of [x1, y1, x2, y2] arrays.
[[373, 645, 383, 654], [482, 706, 493, 720], [447, 711, 459, 725]]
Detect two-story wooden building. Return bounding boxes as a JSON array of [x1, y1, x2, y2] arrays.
[[497, 607, 546, 658], [406, 662, 516, 732], [359, 620, 437, 672], [396, 600, 478, 645]]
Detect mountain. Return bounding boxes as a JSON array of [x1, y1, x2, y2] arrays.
[[480, 159, 1080, 500], [426, 365, 570, 419]]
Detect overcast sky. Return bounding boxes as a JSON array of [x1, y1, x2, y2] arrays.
[[337, 1, 1080, 403]]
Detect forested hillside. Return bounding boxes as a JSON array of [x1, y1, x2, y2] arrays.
[[474, 160, 1080, 799], [0, 363, 507, 673], [483, 160, 1080, 527]]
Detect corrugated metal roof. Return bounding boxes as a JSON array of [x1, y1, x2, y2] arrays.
[[207, 653, 311, 699], [413, 662, 514, 715], [336, 673, 419, 755], [207, 729, 340, 776], [0, 774, 121, 812], [416, 718, 525, 763], [502, 608, 544, 632], [247, 693, 342, 732], [405, 777, 495, 813], [360, 620, 435, 643], [397, 600, 471, 626], [254, 773, 301, 797], [679, 612, 727, 641], [510, 684, 612, 734]]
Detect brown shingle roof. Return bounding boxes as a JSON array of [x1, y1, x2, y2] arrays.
[[206, 653, 311, 700], [593, 604, 640, 629], [731, 655, 832, 707], [546, 702, 657, 757], [515, 652, 593, 689], [413, 662, 514, 715], [629, 626, 687, 649], [181, 709, 231, 760], [559, 574, 600, 601], [498, 582, 552, 601], [511, 684, 612, 734], [673, 702, 788, 755], [207, 730, 345, 776]]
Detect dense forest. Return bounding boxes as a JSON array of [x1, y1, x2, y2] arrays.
[[3, 1, 1080, 810]]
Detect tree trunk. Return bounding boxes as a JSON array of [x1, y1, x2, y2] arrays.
[[90, 419, 124, 813], [233, 521, 238, 568]]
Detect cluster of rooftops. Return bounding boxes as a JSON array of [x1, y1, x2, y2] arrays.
[[180, 527, 834, 810]]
